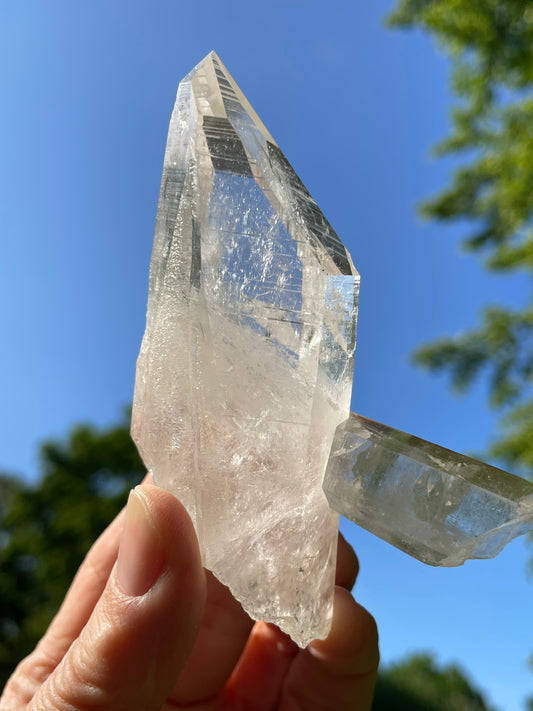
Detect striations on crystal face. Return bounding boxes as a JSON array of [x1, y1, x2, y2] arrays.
[[131, 51, 359, 646], [323, 413, 533, 567]]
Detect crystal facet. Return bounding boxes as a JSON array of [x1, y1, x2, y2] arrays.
[[324, 413, 533, 566], [131, 51, 358, 645]]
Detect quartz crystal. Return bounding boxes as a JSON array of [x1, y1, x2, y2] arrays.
[[131, 51, 358, 646], [324, 413, 533, 566]]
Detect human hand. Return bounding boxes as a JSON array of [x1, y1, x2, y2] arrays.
[[2, 479, 379, 710]]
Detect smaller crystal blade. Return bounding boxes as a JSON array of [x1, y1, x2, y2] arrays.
[[323, 413, 533, 566]]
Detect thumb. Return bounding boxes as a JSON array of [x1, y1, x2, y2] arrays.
[[30, 485, 206, 711]]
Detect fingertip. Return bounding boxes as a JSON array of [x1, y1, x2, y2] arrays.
[[308, 587, 379, 677], [335, 533, 360, 590], [223, 622, 299, 707], [280, 589, 379, 710], [134, 484, 196, 544]]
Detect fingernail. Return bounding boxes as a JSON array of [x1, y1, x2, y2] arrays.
[[117, 488, 166, 596]]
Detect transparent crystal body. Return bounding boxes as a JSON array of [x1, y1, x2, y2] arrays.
[[324, 413, 533, 566], [131, 51, 359, 645]]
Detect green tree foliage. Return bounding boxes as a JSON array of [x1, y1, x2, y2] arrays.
[[0, 414, 144, 689], [372, 653, 496, 711], [388, 1, 533, 474]]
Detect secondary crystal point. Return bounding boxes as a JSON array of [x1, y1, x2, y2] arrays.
[[324, 413, 533, 566], [132, 51, 359, 646]]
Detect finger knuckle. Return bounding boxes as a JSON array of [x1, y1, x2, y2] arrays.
[[31, 642, 113, 711]]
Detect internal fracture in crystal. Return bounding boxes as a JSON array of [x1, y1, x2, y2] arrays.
[[131, 51, 359, 646], [324, 413, 533, 567]]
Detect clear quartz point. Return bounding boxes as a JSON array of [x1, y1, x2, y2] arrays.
[[131, 51, 359, 646], [324, 413, 533, 567]]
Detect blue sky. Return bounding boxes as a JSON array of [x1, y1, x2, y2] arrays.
[[1, 1, 531, 708]]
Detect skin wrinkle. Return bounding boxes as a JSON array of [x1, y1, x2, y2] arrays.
[[8, 633, 76, 709], [55, 628, 117, 708], [3, 659, 38, 710], [21, 649, 59, 691], [35, 651, 106, 711], [36, 574, 155, 709]]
